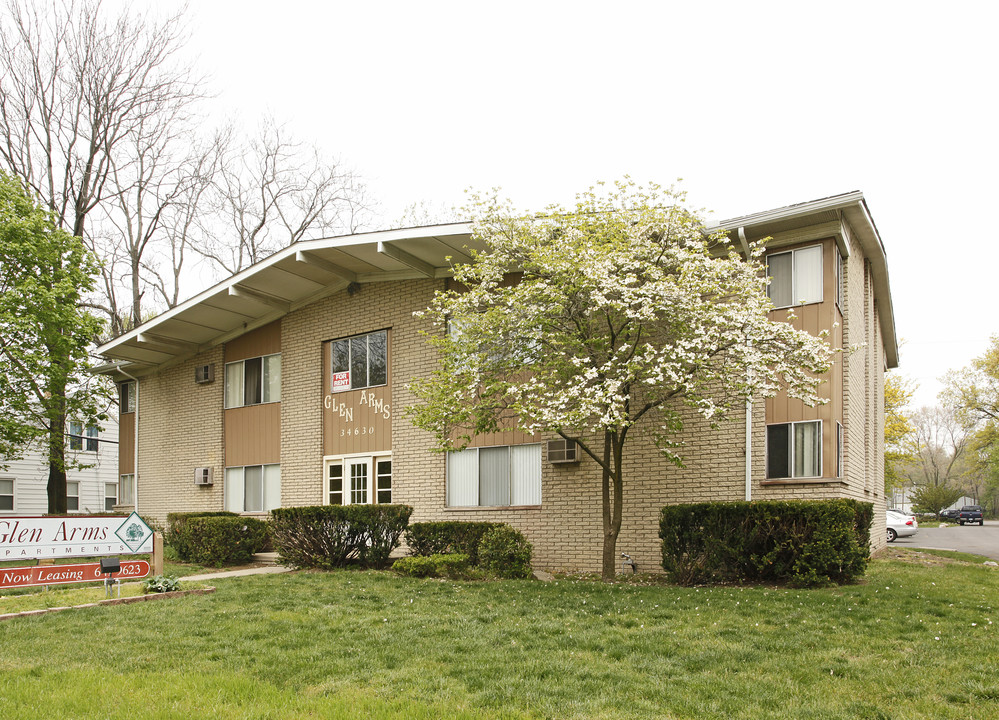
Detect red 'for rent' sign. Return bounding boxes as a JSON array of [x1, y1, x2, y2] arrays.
[[0, 560, 150, 589]]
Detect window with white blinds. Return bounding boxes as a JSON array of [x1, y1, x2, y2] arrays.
[[447, 444, 541, 507], [766, 245, 823, 308]]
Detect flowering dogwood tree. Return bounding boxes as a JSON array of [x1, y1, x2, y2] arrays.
[[408, 181, 832, 580]]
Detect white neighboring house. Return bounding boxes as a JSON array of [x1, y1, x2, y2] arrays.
[[0, 417, 120, 515], [890, 486, 977, 515]]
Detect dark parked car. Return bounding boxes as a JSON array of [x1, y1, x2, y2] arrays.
[[958, 505, 985, 526], [939, 508, 961, 520]]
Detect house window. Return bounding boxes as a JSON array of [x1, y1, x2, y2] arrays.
[[331, 330, 387, 392], [0, 479, 13, 511], [767, 421, 821, 479], [119, 474, 135, 506], [766, 245, 823, 308], [105, 482, 118, 512], [326, 455, 392, 505], [447, 444, 542, 507], [224, 464, 281, 513], [69, 420, 83, 451], [69, 422, 99, 452], [67, 481, 80, 512], [120, 381, 136, 413], [225, 354, 281, 408]]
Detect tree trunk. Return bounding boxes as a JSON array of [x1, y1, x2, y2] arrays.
[[600, 431, 625, 581], [46, 416, 68, 514]]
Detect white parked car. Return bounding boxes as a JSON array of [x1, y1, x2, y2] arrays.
[[886, 509, 918, 542]]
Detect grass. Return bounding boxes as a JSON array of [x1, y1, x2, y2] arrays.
[[0, 551, 997, 719]]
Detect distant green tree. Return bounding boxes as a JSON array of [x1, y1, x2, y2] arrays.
[[910, 484, 963, 515], [883, 373, 915, 494], [0, 172, 108, 512]]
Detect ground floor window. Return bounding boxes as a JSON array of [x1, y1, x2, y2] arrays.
[[447, 444, 542, 507], [105, 482, 118, 512], [766, 420, 821, 479], [119, 474, 135, 507], [67, 481, 80, 511], [0, 478, 13, 511], [325, 454, 392, 505], [225, 464, 281, 513]]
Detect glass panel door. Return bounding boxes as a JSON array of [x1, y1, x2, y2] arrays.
[[349, 459, 369, 505]]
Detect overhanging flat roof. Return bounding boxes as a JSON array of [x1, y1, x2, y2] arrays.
[[95, 222, 475, 377], [96, 191, 898, 377]]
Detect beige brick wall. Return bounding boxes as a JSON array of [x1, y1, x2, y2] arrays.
[[134, 347, 226, 525], [132, 244, 889, 567]]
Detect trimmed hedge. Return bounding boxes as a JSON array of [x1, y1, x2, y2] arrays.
[[391, 553, 472, 579], [405, 521, 504, 565], [478, 525, 533, 579], [183, 516, 270, 567], [659, 499, 873, 587], [271, 504, 413, 569], [166, 511, 240, 561]]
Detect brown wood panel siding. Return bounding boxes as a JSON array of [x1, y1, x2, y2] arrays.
[[322, 333, 393, 456], [225, 320, 281, 363], [119, 412, 135, 475], [225, 403, 281, 466], [764, 238, 844, 478]]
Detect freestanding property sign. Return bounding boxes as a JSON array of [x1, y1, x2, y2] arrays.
[[0, 512, 154, 561]]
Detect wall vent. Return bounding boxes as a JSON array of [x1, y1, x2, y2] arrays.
[[195, 364, 215, 384], [547, 438, 579, 464], [194, 467, 214, 486]]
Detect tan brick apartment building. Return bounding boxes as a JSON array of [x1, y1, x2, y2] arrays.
[[95, 192, 897, 572]]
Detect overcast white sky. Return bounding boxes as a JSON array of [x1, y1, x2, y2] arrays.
[[137, 0, 998, 407]]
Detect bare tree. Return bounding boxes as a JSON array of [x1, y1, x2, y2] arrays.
[[0, 0, 206, 334], [195, 119, 371, 275], [906, 406, 970, 487]]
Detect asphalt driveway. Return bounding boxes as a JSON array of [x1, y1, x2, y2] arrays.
[[897, 519, 999, 561]]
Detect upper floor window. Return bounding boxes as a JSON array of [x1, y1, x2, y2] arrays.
[[120, 381, 136, 413], [767, 420, 821, 479], [68, 422, 99, 452], [767, 245, 823, 308], [0, 478, 13, 511], [225, 354, 281, 408], [331, 330, 387, 392]]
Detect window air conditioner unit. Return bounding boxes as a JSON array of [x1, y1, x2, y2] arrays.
[[195, 364, 215, 384], [194, 467, 214, 486], [547, 438, 579, 464]]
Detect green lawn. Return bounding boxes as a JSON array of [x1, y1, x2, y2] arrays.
[[1, 551, 997, 719]]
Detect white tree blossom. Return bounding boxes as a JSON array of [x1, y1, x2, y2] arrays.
[[408, 180, 832, 580]]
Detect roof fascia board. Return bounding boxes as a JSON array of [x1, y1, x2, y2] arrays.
[[96, 223, 474, 357], [708, 191, 866, 232]]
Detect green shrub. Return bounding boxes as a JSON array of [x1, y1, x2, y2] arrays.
[[659, 499, 873, 587], [392, 553, 471, 579], [405, 521, 504, 565], [478, 525, 533, 579], [166, 511, 239, 561], [142, 575, 181, 593], [183, 516, 269, 567], [271, 504, 413, 569]]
